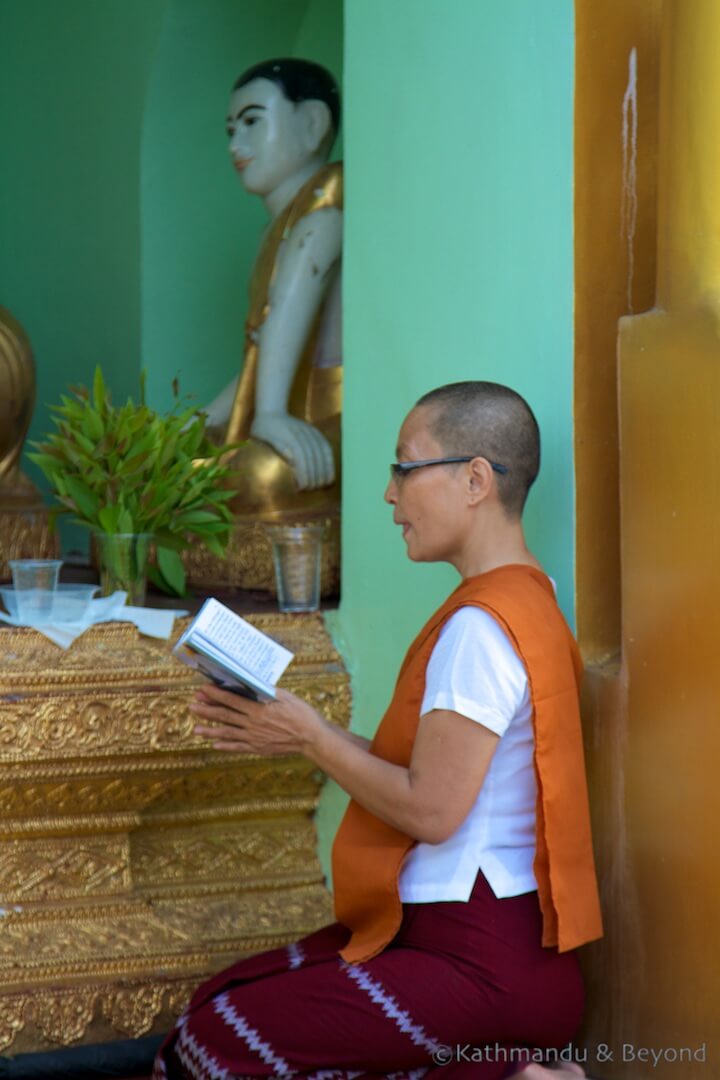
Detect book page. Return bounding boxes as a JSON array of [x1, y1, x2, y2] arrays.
[[190, 599, 293, 685]]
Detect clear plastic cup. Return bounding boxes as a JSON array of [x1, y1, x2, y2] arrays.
[[264, 523, 327, 613], [8, 559, 63, 623]]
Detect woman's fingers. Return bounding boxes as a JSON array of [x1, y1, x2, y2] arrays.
[[195, 684, 261, 713], [190, 684, 315, 756], [194, 723, 246, 740], [194, 723, 255, 751], [190, 701, 250, 729]]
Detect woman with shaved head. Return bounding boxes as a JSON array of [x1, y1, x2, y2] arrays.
[[154, 382, 601, 1080]]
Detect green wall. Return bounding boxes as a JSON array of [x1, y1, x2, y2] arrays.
[[317, 0, 576, 872], [0, 0, 167, 554], [1, 0, 342, 552]]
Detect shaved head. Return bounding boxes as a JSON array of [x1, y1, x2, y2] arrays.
[[415, 382, 540, 516]]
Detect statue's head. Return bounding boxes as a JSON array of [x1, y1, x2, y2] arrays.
[[227, 58, 340, 196]]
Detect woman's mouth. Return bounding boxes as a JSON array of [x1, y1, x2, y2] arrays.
[[233, 158, 252, 172]]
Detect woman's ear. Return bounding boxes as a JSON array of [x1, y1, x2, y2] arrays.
[[466, 457, 494, 505], [297, 99, 333, 154]]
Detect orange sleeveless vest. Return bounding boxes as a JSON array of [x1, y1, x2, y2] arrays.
[[331, 564, 603, 963]]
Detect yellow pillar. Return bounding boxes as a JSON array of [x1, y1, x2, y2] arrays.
[[656, 0, 720, 311], [616, 0, 720, 1074]]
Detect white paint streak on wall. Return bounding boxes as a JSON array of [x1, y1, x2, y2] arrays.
[[621, 47, 638, 313]]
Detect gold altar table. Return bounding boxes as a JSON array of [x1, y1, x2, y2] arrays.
[[0, 613, 350, 1054]]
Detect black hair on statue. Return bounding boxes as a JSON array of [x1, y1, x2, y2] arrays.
[[233, 58, 341, 135], [415, 381, 541, 517]]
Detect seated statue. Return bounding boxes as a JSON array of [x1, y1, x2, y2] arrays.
[[205, 58, 342, 523]]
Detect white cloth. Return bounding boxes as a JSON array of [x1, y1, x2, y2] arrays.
[[0, 592, 188, 648], [398, 605, 538, 903]]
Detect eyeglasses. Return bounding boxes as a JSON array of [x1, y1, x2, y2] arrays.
[[389, 456, 508, 481]]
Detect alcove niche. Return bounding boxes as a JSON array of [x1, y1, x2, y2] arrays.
[[141, 0, 344, 415]]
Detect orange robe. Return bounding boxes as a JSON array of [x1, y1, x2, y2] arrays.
[[332, 564, 603, 963]]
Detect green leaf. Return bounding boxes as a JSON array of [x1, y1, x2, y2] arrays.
[[93, 366, 107, 412], [117, 506, 134, 533], [157, 545, 186, 595], [73, 429, 98, 454], [26, 452, 62, 480], [83, 408, 104, 442], [153, 530, 186, 551], [186, 521, 231, 536], [146, 564, 166, 591], [203, 534, 227, 558], [98, 505, 120, 533], [64, 476, 100, 522], [175, 510, 223, 527]]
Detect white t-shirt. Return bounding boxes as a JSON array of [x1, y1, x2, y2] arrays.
[[398, 605, 538, 903]]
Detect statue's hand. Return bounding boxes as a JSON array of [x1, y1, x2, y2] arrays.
[[251, 412, 335, 491]]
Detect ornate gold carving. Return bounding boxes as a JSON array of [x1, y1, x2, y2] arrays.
[[0, 676, 347, 762], [164, 979, 199, 1020], [0, 910, 188, 965], [0, 756, 323, 812], [0, 507, 59, 579], [0, 887, 332, 977], [0, 979, 200, 1052], [133, 820, 319, 887], [102, 985, 165, 1037], [0, 624, 182, 684], [0, 613, 342, 683], [0, 759, 322, 817], [184, 516, 340, 595], [33, 990, 97, 1046], [0, 836, 129, 901], [0, 612, 350, 1052], [0, 693, 199, 761], [285, 673, 352, 727], [0, 997, 26, 1052], [153, 889, 334, 946]]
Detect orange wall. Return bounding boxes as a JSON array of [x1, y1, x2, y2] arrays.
[[574, 0, 660, 663], [577, 1, 720, 1075]]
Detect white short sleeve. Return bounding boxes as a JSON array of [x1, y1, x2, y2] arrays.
[[420, 606, 529, 737]]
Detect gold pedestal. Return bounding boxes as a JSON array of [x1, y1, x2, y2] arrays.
[[184, 514, 340, 596], [0, 614, 350, 1053], [0, 472, 59, 579]]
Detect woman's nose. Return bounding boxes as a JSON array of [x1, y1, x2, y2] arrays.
[[384, 477, 397, 504]]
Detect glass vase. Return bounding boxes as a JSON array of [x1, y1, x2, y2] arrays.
[[94, 533, 153, 606]]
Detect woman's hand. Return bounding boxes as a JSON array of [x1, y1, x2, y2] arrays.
[[190, 684, 325, 756]]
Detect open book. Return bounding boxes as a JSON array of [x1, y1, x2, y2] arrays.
[[173, 598, 294, 703]]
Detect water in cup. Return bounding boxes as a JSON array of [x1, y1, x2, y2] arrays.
[[264, 524, 327, 613]]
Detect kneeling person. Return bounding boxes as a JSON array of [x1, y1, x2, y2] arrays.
[[154, 381, 602, 1080]]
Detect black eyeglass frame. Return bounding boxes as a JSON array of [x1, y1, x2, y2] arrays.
[[389, 455, 508, 480]]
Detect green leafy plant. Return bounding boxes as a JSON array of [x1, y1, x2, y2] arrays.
[[29, 367, 236, 596]]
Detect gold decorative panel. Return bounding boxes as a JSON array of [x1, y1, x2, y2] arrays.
[[183, 515, 340, 595], [0, 504, 59, 579], [0, 613, 349, 1053]]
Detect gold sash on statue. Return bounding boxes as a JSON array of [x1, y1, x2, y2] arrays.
[[223, 162, 343, 519]]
